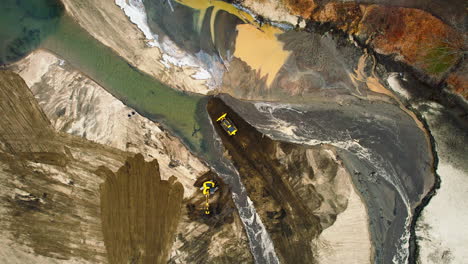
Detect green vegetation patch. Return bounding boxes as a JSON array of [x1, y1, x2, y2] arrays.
[[423, 44, 461, 75]]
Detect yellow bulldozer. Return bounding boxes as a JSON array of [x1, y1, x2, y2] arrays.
[[216, 113, 238, 136]]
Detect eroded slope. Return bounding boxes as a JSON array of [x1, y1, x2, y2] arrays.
[[207, 97, 372, 263], [0, 70, 127, 262], [7, 52, 255, 263]]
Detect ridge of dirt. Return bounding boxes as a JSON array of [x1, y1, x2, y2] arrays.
[[98, 154, 184, 264]]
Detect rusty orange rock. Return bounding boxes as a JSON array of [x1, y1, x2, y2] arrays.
[[282, 0, 318, 18], [357, 5, 464, 81], [261, 0, 465, 97], [311, 2, 363, 33], [446, 72, 468, 99]]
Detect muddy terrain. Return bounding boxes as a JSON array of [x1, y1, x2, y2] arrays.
[[1, 0, 466, 263], [99, 154, 184, 264], [0, 69, 254, 263], [169, 171, 254, 264], [207, 97, 372, 263], [11, 50, 208, 196], [0, 70, 126, 262]]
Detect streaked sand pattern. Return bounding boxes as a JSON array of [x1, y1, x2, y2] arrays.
[[234, 24, 290, 87]]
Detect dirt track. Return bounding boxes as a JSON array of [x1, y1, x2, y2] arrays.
[[207, 97, 357, 263]]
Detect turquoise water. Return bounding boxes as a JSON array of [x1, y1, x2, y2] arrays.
[[0, 0, 62, 64], [41, 15, 206, 153], [0, 1, 209, 153]]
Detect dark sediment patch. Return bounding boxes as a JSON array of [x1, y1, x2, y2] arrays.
[[218, 93, 434, 263], [169, 171, 255, 264], [98, 154, 184, 264], [0, 0, 63, 65], [206, 96, 357, 263]]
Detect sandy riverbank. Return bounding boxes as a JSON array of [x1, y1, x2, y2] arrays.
[[313, 162, 373, 263], [59, 0, 213, 94], [11, 49, 208, 197], [6, 49, 255, 263]]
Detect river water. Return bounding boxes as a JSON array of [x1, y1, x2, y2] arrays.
[[0, 0, 62, 64], [0, 1, 279, 262], [0, 1, 437, 263]]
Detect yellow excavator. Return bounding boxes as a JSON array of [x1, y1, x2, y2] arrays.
[[202, 180, 217, 215]]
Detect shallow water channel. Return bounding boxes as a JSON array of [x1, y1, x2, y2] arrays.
[[0, 1, 437, 263], [1, 2, 278, 262]]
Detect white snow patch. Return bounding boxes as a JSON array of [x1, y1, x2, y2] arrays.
[[115, 0, 217, 88], [417, 163, 468, 264], [191, 68, 211, 80], [387, 73, 411, 100], [115, 0, 155, 41]]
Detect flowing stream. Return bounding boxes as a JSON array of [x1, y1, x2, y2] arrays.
[[1, 1, 279, 261], [0, 1, 438, 263]]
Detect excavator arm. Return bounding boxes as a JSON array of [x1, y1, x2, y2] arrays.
[[205, 193, 211, 214]]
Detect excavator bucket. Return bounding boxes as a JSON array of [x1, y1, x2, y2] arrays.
[[205, 201, 210, 215], [216, 113, 227, 122]]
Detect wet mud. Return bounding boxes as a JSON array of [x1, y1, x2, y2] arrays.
[[218, 93, 434, 263], [207, 97, 358, 263], [169, 171, 254, 264], [98, 154, 184, 264]]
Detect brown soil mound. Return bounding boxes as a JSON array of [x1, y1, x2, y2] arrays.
[[98, 154, 184, 264], [187, 171, 235, 225]]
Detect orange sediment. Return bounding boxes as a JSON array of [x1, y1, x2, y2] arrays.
[[234, 24, 290, 87]]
